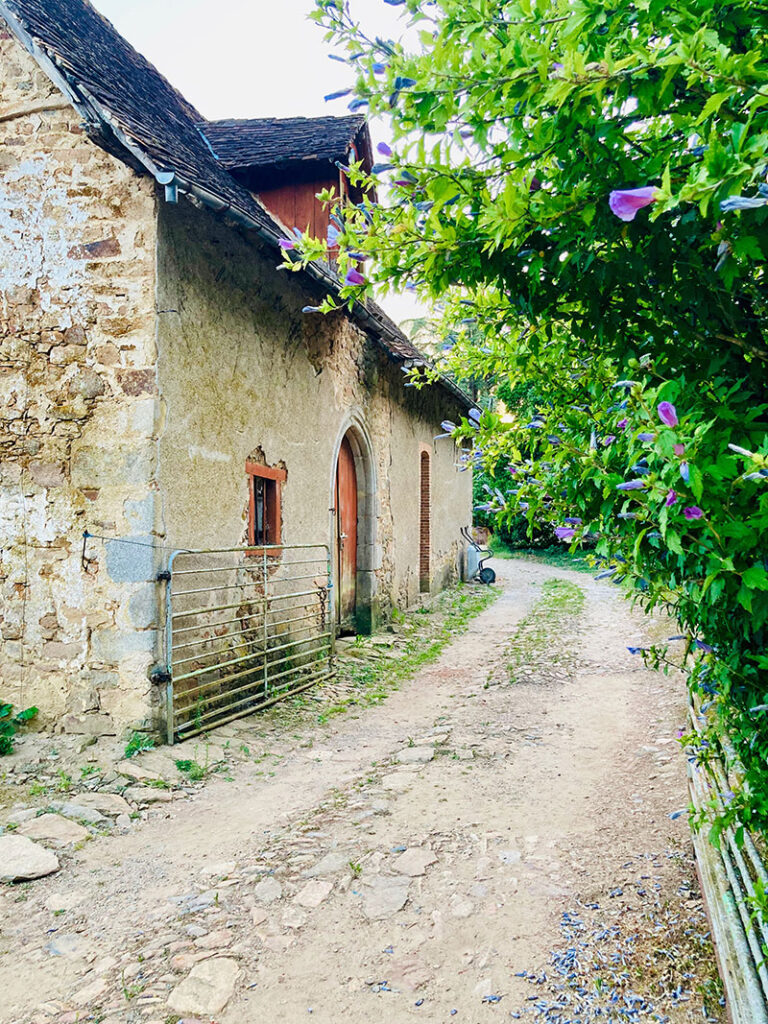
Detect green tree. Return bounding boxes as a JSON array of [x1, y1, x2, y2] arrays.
[[290, 0, 768, 841]]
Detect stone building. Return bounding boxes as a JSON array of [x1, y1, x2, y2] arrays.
[[0, 0, 473, 739]]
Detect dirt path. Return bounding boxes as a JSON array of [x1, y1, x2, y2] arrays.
[[1, 559, 723, 1024]]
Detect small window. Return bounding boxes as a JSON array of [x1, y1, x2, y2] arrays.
[[246, 461, 286, 550]]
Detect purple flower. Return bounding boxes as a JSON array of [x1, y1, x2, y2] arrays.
[[673, 443, 685, 457], [278, 238, 295, 250], [684, 506, 703, 520], [694, 639, 714, 653], [616, 479, 646, 491], [344, 268, 366, 286], [327, 224, 340, 246], [637, 432, 655, 442], [627, 646, 646, 655], [554, 527, 576, 540], [665, 489, 677, 507], [657, 401, 679, 427], [617, 418, 628, 430], [372, 63, 387, 75], [680, 462, 690, 483], [609, 186, 658, 222], [602, 435, 616, 446], [377, 141, 393, 157], [563, 517, 583, 525]]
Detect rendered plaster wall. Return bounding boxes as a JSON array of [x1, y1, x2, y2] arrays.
[[155, 200, 472, 622], [0, 25, 161, 734]]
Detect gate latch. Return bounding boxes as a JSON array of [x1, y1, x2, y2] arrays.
[[150, 665, 172, 685]]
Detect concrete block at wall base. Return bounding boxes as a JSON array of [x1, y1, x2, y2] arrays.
[[90, 627, 156, 663], [354, 598, 380, 637], [59, 713, 116, 736], [105, 536, 155, 583]]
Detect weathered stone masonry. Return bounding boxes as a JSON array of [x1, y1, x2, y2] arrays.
[[0, 25, 161, 732], [0, 19, 472, 739]]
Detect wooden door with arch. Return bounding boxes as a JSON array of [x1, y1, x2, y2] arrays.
[[334, 434, 358, 631]]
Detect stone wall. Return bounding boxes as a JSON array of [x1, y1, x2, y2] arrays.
[[0, 21, 472, 738], [0, 24, 161, 734], [155, 199, 472, 624]]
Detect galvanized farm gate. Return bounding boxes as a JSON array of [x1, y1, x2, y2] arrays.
[[162, 544, 334, 743]]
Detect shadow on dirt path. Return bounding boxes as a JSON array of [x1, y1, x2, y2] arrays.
[[1, 558, 724, 1023]]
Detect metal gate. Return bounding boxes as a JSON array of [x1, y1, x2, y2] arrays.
[[162, 544, 334, 743]]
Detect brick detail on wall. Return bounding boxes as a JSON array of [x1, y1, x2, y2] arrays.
[[419, 450, 431, 592]]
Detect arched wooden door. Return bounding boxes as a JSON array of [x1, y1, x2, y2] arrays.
[[335, 435, 358, 629]]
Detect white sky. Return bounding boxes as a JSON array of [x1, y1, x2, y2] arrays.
[[91, 0, 429, 325]]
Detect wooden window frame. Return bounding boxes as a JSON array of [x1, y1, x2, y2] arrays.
[[246, 461, 286, 554]]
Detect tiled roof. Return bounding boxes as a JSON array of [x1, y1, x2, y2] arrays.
[[1, 0, 471, 410], [201, 115, 367, 170]]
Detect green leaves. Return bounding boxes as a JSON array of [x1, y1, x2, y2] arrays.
[[0, 702, 38, 756]]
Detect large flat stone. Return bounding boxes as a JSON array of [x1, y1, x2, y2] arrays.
[[123, 785, 172, 804], [18, 813, 89, 847], [293, 880, 333, 908], [361, 875, 411, 920], [51, 801, 107, 825], [393, 847, 438, 877], [253, 876, 283, 903], [0, 834, 60, 881], [302, 851, 350, 878], [73, 792, 132, 816], [59, 713, 116, 736], [167, 957, 240, 1015], [116, 759, 161, 782]]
